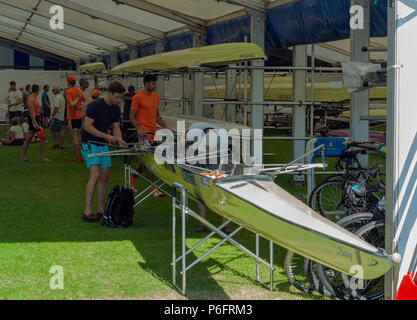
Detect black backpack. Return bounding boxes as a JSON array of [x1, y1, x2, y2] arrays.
[[102, 185, 135, 228]]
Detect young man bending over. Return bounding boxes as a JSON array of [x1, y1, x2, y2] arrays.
[[80, 81, 127, 222]]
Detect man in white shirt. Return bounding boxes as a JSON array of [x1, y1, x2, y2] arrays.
[[7, 81, 24, 119], [1, 117, 24, 146], [49, 86, 66, 149]]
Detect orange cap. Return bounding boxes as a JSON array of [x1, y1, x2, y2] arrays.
[[66, 75, 76, 83], [91, 90, 102, 98]]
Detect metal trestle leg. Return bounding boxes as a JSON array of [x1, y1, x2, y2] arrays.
[[171, 183, 276, 296]]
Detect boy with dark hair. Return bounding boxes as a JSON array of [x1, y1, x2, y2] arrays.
[[80, 81, 127, 222]]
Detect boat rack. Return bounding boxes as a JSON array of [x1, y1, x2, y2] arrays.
[[123, 155, 170, 207], [123, 155, 275, 296], [171, 182, 275, 296]]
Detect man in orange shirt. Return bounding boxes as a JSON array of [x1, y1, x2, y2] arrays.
[[129, 74, 169, 197], [66, 75, 86, 162]]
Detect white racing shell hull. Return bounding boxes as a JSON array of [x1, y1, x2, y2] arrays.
[[140, 152, 392, 280]]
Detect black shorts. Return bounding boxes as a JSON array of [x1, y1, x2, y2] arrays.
[[28, 116, 41, 132], [42, 107, 51, 118], [9, 111, 23, 119], [71, 119, 82, 129], [10, 139, 24, 146]]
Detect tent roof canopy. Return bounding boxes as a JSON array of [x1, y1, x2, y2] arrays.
[[0, 0, 297, 63], [0, 0, 387, 66]]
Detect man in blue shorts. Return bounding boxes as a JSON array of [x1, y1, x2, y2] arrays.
[[81, 81, 127, 222]]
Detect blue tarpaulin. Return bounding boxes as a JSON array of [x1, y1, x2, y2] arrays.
[[206, 15, 251, 45], [108, 0, 388, 67], [139, 41, 155, 57], [266, 0, 387, 49], [165, 31, 193, 52]]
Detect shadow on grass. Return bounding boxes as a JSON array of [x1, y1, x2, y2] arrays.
[[0, 134, 329, 300]]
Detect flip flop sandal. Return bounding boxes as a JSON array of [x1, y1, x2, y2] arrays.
[[82, 214, 99, 222], [196, 225, 208, 233]]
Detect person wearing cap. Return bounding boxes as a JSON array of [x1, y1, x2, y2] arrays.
[[80, 81, 127, 222], [20, 84, 52, 163], [66, 75, 86, 163], [79, 89, 102, 113], [49, 86, 66, 149], [90, 90, 101, 101]]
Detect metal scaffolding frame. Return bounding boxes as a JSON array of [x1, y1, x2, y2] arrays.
[[171, 182, 275, 296]]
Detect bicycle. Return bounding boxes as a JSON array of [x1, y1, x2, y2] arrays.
[[309, 153, 385, 222]]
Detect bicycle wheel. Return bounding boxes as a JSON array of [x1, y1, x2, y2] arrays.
[[284, 250, 314, 294], [316, 214, 383, 300], [308, 175, 343, 211], [309, 178, 349, 222], [303, 258, 333, 297], [340, 220, 386, 300]]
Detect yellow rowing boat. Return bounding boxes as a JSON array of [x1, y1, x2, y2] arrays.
[[204, 76, 387, 103], [78, 62, 106, 74], [111, 43, 266, 75]]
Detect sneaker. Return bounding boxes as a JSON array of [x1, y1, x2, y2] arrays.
[[151, 190, 165, 197], [72, 156, 83, 163]]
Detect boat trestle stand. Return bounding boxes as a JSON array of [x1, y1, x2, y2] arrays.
[[172, 183, 276, 296], [123, 156, 171, 207]]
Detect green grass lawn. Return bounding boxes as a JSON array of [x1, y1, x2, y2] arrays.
[[0, 127, 384, 300]]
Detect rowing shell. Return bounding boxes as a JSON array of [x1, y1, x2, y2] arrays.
[[136, 151, 393, 280]]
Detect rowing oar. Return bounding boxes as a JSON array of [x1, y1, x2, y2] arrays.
[[86, 140, 152, 158]]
